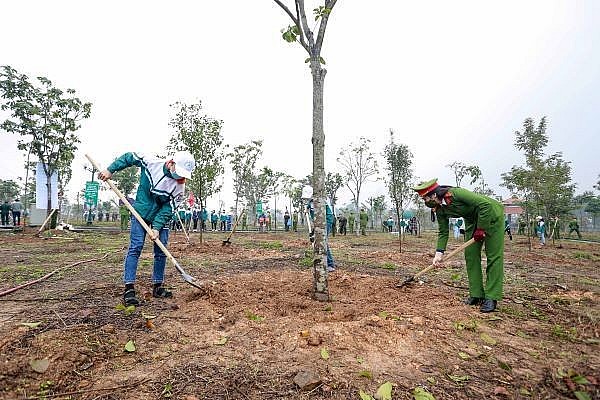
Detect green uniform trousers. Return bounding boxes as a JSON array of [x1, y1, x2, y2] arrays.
[[464, 222, 504, 300]]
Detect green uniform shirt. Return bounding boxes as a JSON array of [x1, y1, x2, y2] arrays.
[[434, 188, 504, 251]]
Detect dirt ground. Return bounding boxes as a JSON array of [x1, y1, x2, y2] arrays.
[[0, 227, 598, 400]]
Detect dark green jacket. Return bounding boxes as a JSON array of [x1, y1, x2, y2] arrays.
[[435, 188, 503, 251], [1, 203, 11, 214]]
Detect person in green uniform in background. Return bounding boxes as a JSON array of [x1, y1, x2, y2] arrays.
[[119, 199, 130, 231], [292, 210, 298, 232], [359, 208, 368, 235], [413, 179, 504, 313], [348, 212, 355, 234], [241, 211, 248, 231], [517, 217, 526, 235], [568, 216, 582, 239]]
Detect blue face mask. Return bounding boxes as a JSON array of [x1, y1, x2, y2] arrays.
[[171, 170, 183, 180]]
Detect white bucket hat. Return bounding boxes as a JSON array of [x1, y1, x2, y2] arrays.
[[172, 151, 196, 179]]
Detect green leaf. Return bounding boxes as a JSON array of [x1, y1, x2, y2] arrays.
[[305, 57, 310, 63], [124, 305, 136, 316], [124, 340, 136, 352], [291, 25, 300, 35], [320, 347, 330, 360], [29, 358, 50, 373], [319, 56, 326, 65], [358, 370, 373, 379], [480, 332, 497, 345], [324, 304, 332, 312], [426, 377, 436, 384], [115, 304, 126, 311], [458, 352, 470, 360], [359, 390, 374, 400], [214, 336, 228, 346], [574, 392, 591, 400], [375, 381, 393, 400], [413, 386, 436, 400], [572, 375, 590, 384], [20, 322, 42, 328]]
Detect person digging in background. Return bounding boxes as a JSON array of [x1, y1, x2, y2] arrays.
[[98, 151, 196, 306], [413, 179, 504, 313]]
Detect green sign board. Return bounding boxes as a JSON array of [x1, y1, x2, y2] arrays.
[[85, 181, 100, 206]]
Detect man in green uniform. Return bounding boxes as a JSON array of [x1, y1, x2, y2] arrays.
[[517, 218, 526, 235], [241, 211, 248, 231], [413, 179, 504, 313], [292, 210, 298, 232], [348, 212, 355, 234], [359, 208, 368, 235], [568, 217, 582, 239], [119, 199, 130, 231]]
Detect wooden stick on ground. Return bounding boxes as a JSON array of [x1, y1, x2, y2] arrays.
[[36, 208, 57, 236]]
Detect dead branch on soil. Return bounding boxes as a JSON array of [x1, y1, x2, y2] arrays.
[[0, 247, 124, 298]]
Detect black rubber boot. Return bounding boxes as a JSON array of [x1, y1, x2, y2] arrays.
[[123, 287, 140, 306], [479, 299, 497, 313], [153, 284, 173, 299], [463, 297, 483, 306]]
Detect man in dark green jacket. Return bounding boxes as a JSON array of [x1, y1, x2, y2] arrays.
[[1, 200, 11, 226], [413, 179, 504, 313], [99, 151, 195, 306]]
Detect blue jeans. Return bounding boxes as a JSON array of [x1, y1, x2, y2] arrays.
[[124, 217, 169, 284], [12, 211, 21, 226], [326, 223, 335, 269]]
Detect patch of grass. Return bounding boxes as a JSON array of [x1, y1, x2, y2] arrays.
[[299, 256, 313, 268], [573, 251, 592, 260], [551, 324, 578, 342], [245, 310, 265, 322], [257, 241, 283, 250], [453, 319, 479, 332], [499, 306, 526, 318], [379, 262, 397, 270], [578, 277, 599, 287], [526, 304, 548, 321]]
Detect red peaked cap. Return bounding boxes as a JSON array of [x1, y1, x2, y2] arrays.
[[413, 179, 439, 197]]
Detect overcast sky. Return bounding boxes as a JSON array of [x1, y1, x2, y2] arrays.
[[1, 1, 598, 210]]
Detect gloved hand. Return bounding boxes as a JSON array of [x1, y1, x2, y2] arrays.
[[473, 228, 486, 242], [433, 251, 444, 266]]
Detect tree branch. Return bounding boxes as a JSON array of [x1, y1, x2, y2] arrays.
[[297, 0, 315, 50], [315, 0, 337, 52], [273, 0, 310, 53]]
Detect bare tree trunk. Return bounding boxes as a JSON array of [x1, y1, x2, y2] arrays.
[[311, 60, 329, 301]]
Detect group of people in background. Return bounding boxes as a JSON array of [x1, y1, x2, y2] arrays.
[[0, 198, 23, 226]]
